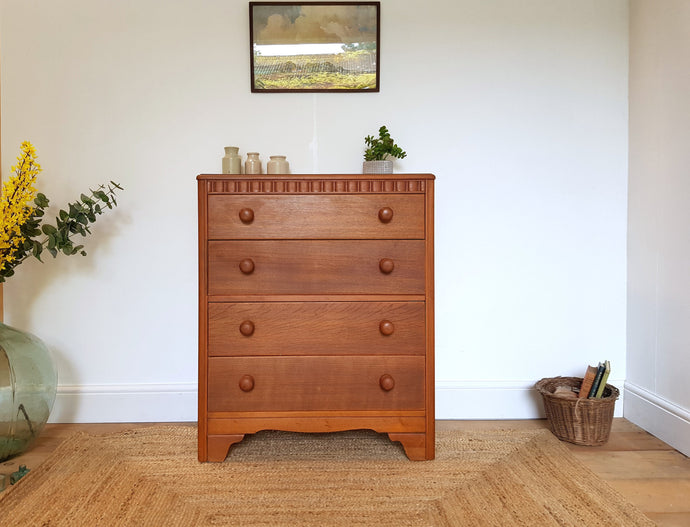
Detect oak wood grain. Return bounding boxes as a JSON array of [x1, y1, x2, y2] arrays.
[[207, 240, 426, 296], [208, 194, 425, 239], [207, 416, 426, 435], [207, 355, 425, 412], [208, 301, 425, 357]]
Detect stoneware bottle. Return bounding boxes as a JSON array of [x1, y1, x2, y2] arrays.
[[267, 155, 290, 174], [245, 152, 262, 174], [222, 146, 242, 174]]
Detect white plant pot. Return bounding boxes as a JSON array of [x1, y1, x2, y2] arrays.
[[363, 160, 394, 174]]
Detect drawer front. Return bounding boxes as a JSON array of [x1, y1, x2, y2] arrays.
[[208, 301, 425, 357], [207, 356, 425, 412], [207, 240, 425, 295], [207, 194, 425, 240]]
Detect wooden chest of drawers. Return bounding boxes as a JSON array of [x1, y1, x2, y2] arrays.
[[197, 174, 435, 461]]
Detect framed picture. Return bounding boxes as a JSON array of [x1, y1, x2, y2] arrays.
[[250, 2, 380, 93]]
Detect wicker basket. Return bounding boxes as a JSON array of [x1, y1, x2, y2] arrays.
[[535, 376, 619, 446]]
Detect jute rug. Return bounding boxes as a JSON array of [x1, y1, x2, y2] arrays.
[[0, 425, 654, 526]]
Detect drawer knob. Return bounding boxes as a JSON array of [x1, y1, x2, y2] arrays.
[[379, 320, 395, 336], [239, 320, 255, 336], [379, 374, 395, 391], [379, 258, 395, 274], [239, 375, 255, 392], [239, 258, 255, 274], [378, 207, 394, 223], [239, 208, 255, 224]]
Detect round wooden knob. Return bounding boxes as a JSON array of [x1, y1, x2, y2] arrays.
[[239, 375, 255, 392], [379, 258, 395, 274], [379, 374, 395, 391], [239, 320, 255, 336], [239, 258, 255, 274], [378, 207, 394, 223], [239, 208, 254, 224], [379, 320, 395, 336]]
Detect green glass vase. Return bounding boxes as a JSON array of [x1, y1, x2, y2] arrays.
[[0, 322, 57, 462]]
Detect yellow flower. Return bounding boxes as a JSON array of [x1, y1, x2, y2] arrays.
[[0, 141, 41, 272], [0, 141, 122, 282]]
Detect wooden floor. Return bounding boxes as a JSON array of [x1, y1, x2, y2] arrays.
[[2, 419, 689, 526]]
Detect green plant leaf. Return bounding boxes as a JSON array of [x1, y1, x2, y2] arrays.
[[4, 176, 122, 276], [32, 241, 43, 261], [363, 125, 407, 161], [34, 193, 50, 208]]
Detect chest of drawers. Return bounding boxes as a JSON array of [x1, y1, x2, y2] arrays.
[[197, 174, 435, 461]]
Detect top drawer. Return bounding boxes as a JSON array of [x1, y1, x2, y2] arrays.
[[206, 194, 425, 240]]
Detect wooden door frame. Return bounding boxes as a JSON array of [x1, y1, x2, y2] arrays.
[[1, 45, 4, 321]]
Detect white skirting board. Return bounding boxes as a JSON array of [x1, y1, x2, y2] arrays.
[[49, 383, 198, 423], [435, 379, 625, 419], [624, 382, 690, 457], [48, 379, 625, 423]]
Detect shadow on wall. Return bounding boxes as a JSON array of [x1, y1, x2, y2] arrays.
[[6, 204, 130, 330]]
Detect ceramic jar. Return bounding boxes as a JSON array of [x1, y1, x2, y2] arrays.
[[222, 146, 242, 174], [267, 155, 290, 174], [245, 152, 262, 175]]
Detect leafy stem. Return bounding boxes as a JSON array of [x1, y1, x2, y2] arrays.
[[2, 181, 123, 279], [363, 125, 407, 161]]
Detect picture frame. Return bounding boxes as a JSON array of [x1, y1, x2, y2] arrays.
[[250, 2, 380, 93]]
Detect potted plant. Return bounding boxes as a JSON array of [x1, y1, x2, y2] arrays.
[[363, 125, 407, 174], [0, 141, 122, 461]]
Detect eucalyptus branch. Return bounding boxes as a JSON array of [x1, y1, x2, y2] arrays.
[[0, 142, 124, 282], [13, 181, 123, 268]]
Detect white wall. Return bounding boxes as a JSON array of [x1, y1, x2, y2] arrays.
[[0, 0, 629, 422], [626, 0, 690, 456]]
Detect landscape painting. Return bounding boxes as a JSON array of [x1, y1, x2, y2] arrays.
[[250, 2, 380, 92]]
